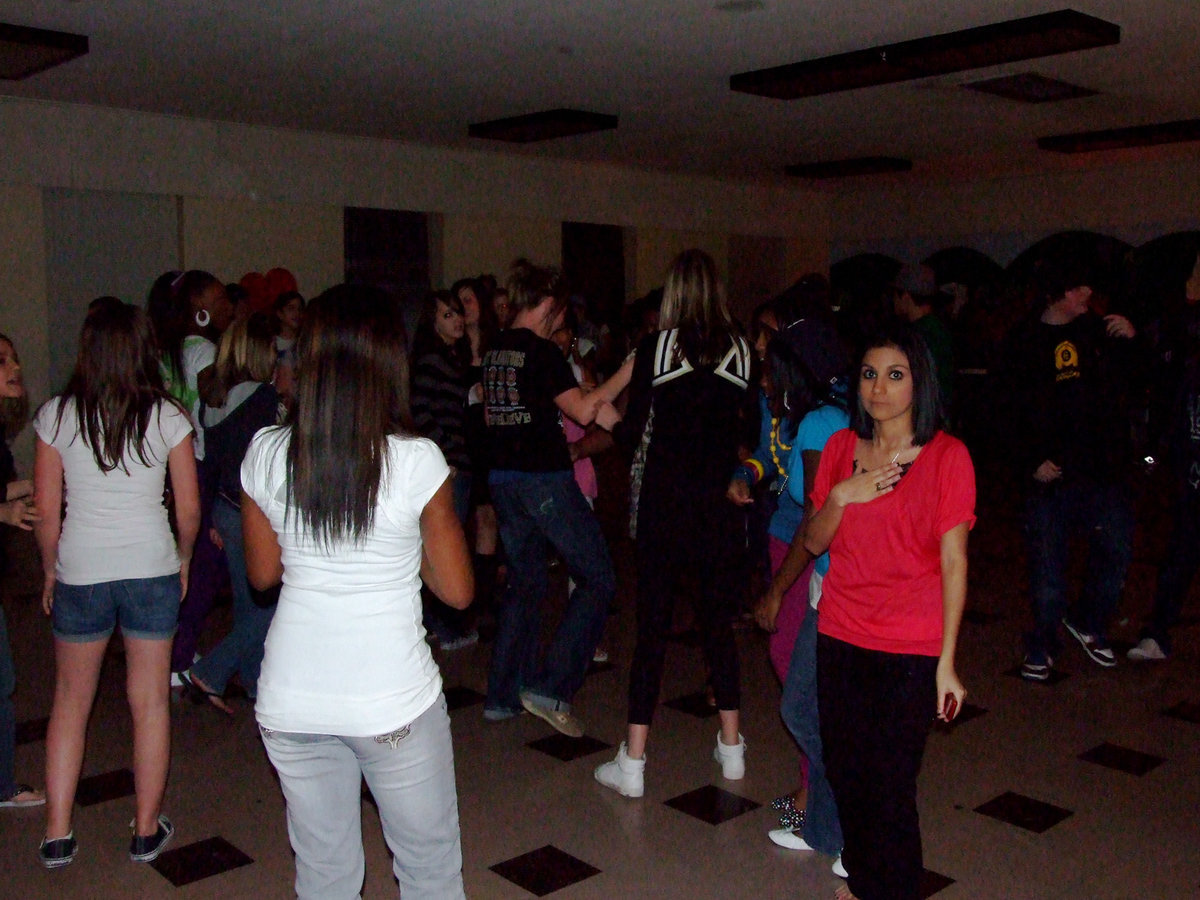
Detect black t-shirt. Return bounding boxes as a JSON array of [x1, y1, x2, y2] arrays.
[[483, 328, 578, 473]]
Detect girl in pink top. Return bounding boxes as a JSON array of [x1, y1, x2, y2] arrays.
[[804, 323, 975, 900]]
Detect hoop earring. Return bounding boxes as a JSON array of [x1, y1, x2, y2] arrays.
[[194, 309, 211, 328], [782, 390, 791, 411]]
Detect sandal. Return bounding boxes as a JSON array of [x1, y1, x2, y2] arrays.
[[1, 784, 46, 808], [179, 671, 233, 715]]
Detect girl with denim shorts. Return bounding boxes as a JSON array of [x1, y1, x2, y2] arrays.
[[32, 302, 200, 869]]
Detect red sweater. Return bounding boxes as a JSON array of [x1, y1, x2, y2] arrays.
[[811, 429, 976, 656]]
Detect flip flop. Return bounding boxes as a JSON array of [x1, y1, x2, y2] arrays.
[[179, 670, 234, 715]]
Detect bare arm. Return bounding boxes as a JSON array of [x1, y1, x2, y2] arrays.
[[168, 436, 200, 598], [5, 479, 32, 501], [242, 490, 283, 591], [555, 386, 604, 427], [592, 354, 635, 404], [419, 477, 473, 609], [32, 438, 63, 614], [754, 450, 822, 632], [936, 522, 969, 721]]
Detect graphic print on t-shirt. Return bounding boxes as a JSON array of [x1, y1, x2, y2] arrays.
[[1054, 340, 1080, 383], [484, 349, 532, 426]]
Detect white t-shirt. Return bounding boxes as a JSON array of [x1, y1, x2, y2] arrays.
[[34, 397, 193, 585], [243, 427, 450, 735]]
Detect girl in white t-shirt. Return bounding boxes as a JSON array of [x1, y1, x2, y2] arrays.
[[242, 284, 473, 899], [32, 302, 200, 870]]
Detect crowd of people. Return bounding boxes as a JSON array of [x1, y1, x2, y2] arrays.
[[1, 245, 1197, 900]]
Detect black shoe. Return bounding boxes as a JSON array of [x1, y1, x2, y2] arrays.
[[129, 816, 174, 862], [38, 832, 77, 869]]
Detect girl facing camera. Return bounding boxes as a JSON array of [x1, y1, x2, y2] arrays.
[[242, 284, 472, 898]]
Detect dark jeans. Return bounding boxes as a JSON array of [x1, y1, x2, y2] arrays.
[[1142, 490, 1200, 654], [0, 604, 16, 797], [423, 471, 473, 643], [1024, 478, 1133, 659], [818, 634, 936, 900], [486, 472, 614, 713], [780, 602, 842, 856]]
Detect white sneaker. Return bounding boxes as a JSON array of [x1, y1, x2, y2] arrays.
[[832, 855, 848, 878], [594, 742, 645, 798], [1127, 637, 1167, 661], [713, 732, 746, 780], [768, 827, 814, 851]]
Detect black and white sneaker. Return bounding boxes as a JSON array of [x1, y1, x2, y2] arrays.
[[1063, 619, 1117, 667], [1020, 654, 1054, 682], [129, 815, 174, 863], [38, 832, 77, 869]]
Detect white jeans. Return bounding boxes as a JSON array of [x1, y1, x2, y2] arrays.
[[260, 696, 464, 899]]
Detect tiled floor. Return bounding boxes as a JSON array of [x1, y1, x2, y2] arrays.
[[3, 457, 1200, 898]]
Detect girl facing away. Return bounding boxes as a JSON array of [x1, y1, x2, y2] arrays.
[[33, 302, 200, 868], [241, 284, 473, 898]]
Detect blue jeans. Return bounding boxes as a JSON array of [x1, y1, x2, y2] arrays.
[[52, 574, 181, 642], [0, 605, 16, 798], [780, 600, 842, 856], [1141, 490, 1200, 654], [260, 696, 464, 900], [486, 471, 614, 713], [423, 471, 474, 644], [192, 498, 275, 696], [1024, 478, 1134, 660]]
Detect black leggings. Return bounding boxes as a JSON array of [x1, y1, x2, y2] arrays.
[[626, 501, 741, 725]]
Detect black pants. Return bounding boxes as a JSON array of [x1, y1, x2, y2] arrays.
[[1143, 490, 1200, 654], [818, 634, 936, 900], [627, 500, 741, 725]]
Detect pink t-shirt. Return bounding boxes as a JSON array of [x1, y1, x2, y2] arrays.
[[811, 429, 976, 657]]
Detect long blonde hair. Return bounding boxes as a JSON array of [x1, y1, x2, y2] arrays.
[[659, 249, 737, 366]]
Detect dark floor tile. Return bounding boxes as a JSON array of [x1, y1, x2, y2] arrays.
[[667, 627, 701, 647], [921, 869, 956, 897], [933, 702, 988, 734], [150, 836, 254, 887], [1004, 665, 1070, 686], [14, 716, 48, 746], [1163, 700, 1200, 724], [489, 844, 600, 897], [528, 733, 612, 762], [76, 768, 135, 807], [664, 785, 760, 825], [664, 690, 719, 719], [444, 685, 486, 711], [974, 790, 1072, 834], [963, 609, 1004, 625], [1078, 742, 1165, 776]]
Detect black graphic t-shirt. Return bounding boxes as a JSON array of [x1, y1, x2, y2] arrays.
[[483, 328, 578, 473]]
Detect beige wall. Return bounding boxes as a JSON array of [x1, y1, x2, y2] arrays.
[[440, 215, 562, 287], [0, 184, 48, 472], [182, 198, 344, 296], [627, 228, 730, 299]]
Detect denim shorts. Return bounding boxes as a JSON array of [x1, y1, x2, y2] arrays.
[[52, 574, 182, 643]]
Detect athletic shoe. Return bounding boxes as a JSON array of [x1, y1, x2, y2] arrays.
[[1063, 619, 1117, 667], [1127, 637, 1167, 661], [592, 647, 609, 663], [38, 832, 77, 869], [768, 827, 814, 851], [832, 855, 848, 878], [594, 742, 645, 797], [129, 815, 175, 863], [438, 631, 479, 652], [520, 692, 584, 738], [713, 732, 746, 780], [1020, 654, 1054, 682]]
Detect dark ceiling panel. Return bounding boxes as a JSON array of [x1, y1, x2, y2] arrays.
[[468, 109, 618, 143], [785, 156, 913, 178], [0, 22, 88, 80], [731, 9, 1119, 100], [964, 71, 1098, 103], [1038, 118, 1200, 153]]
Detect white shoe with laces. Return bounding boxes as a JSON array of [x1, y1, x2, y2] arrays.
[[1127, 637, 1167, 661], [768, 827, 814, 851]]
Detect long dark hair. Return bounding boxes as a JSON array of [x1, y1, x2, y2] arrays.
[[412, 290, 469, 364], [146, 269, 221, 387], [850, 322, 944, 446], [660, 249, 740, 366], [51, 301, 182, 472], [764, 332, 847, 440], [0, 332, 29, 437], [286, 284, 412, 545]]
